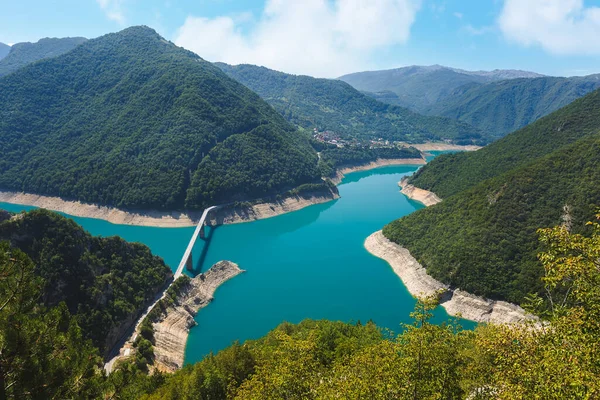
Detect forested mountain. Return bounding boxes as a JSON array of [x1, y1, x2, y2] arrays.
[[0, 37, 87, 77], [0, 42, 10, 60], [0, 26, 321, 210], [0, 209, 172, 354], [423, 75, 600, 138], [338, 65, 542, 112], [217, 63, 486, 145], [409, 88, 600, 198], [383, 89, 600, 305]]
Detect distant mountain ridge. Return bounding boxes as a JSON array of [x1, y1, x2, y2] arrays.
[[0, 37, 87, 77], [0, 26, 321, 210], [422, 74, 600, 138], [0, 42, 10, 60], [217, 63, 486, 145], [338, 65, 543, 112]]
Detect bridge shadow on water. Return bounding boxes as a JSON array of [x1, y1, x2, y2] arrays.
[[191, 225, 218, 275]]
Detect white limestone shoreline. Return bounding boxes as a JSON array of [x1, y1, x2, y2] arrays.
[[0, 189, 339, 228], [398, 176, 442, 207], [364, 231, 535, 324]]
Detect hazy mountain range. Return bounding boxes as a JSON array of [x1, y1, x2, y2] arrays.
[[0, 42, 10, 60], [0, 37, 87, 77], [217, 63, 485, 145]]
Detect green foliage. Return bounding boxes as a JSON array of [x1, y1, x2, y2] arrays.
[[0, 37, 87, 77], [217, 63, 486, 144], [0, 242, 104, 398], [385, 135, 600, 304], [0, 209, 172, 353], [186, 125, 320, 208], [0, 26, 320, 210], [424, 75, 600, 138], [1, 218, 599, 398], [410, 88, 600, 198], [320, 145, 422, 170]]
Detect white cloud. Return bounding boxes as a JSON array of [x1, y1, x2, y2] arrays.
[[464, 24, 494, 35], [174, 0, 421, 77], [97, 0, 126, 25], [499, 0, 600, 55]]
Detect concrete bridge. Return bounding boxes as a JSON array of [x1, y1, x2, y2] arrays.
[[105, 205, 219, 372], [174, 205, 219, 279]]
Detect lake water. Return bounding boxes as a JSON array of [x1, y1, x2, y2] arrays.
[[0, 160, 475, 365]]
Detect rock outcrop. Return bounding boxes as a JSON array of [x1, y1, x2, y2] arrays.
[[152, 261, 244, 372], [398, 176, 442, 207], [364, 230, 535, 325]]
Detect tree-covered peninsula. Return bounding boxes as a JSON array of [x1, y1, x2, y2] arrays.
[[0, 26, 322, 211]]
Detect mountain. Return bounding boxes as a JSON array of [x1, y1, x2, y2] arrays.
[[409, 88, 600, 198], [0, 37, 87, 77], [0, 26, 321, 210], [338, 65, 542, 112], [0, 42, 10, 60], [217, 63, 485, 144], [383, 88, 600, 304], [423, 75, 600, 138]]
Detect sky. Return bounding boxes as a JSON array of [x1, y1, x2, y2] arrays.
[[2, 0, 600, 78]]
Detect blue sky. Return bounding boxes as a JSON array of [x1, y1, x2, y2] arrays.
[[2, 0, 600, 78]]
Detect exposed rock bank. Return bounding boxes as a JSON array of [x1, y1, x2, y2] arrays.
[[152, 261, 244, 372], [207, 189, 340, 225], [364, 230, 534, 324], [398, 176, 442, 207], [0, 189, 338, 228], [399, 142, 482, 152]]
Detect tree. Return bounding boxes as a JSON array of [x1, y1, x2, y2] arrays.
[[0, 242, 104, 399]]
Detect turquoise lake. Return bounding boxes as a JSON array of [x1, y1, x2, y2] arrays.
[[0, 160, 475, 365]]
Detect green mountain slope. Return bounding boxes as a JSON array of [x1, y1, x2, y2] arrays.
[[217, 63, 486, 145], [338, 65, 541, 112], [0, 42, 10, 60], [424, 75, 600, 138], [0, 26, 320, 210], [385, 134, 600, 304], [0, 209, 171, 354], [409, 88, 600, 198], [0, 37, 87, 77]]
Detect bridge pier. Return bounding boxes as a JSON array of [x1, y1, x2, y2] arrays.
[[185, 251, 193, 271], [175, 206, 219, 280]]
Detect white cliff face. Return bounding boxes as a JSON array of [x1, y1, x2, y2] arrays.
[[152, 261, 245, 372], [398, 177, 442, 207], [364, 231, 536, 325]]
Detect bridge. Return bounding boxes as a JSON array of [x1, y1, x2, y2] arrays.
[[105, 204, 220, 373], [174, 205, 219, 279]]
